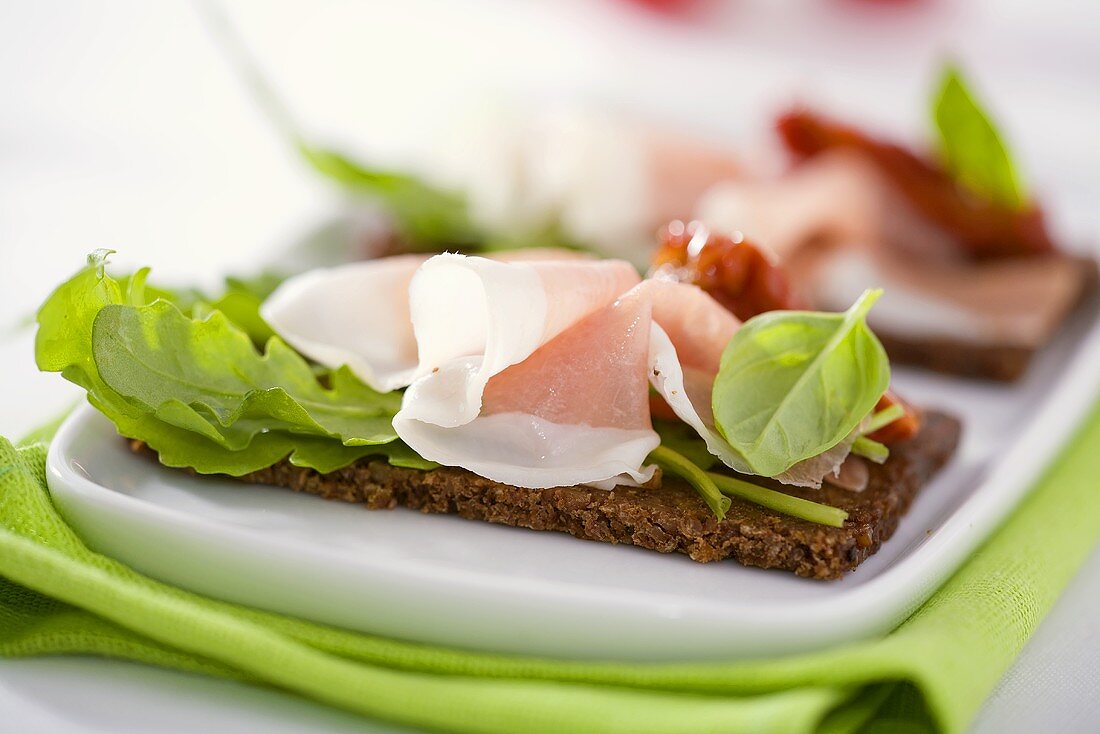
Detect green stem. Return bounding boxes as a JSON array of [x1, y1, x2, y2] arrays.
[[649, 446, 731, 520], [851, 436, 889, 464], [706, 472, 849, 528], [865, 403, 905, 434]]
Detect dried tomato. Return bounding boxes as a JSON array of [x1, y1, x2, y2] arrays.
[[867, 389, 921, 444], [776, 109, 1056, 260], [651, 220, 801, 321]]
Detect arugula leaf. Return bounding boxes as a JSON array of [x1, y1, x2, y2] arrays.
[[192, 290, 275, 345], [851, 436, 889, 464], [36, 249, 122, 379], [707, 472, 849, 528], [223, 271, 285, 301], [650, 422, 849, 525], [116, 267, 281, 347], [864, 403, 905, 435], [299, 144, 482, 250], [711, 290, 890, 477], [142, 424, 437, 475], [196, 270, 285, 345], [37, 253, 433, 476], [92, 302, 399, 449], [932, 64, 1024, 209], [648, 446, 730, 520], [653, 419, 718, 471]]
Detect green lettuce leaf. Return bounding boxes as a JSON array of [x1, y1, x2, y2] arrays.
[[932, 64, 1024, 209], [711, 290, 890, 477], [36, 253, 435, 475], [119, 268, 282, 347], [191, 290, 275, 345], [196, 271, 285, 345], [92, 302, 400, 449]]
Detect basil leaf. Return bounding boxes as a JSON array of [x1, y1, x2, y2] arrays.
[[932, 64, 1024, 209], [36, 253, 432, 476], [711, 290, 890, 477]]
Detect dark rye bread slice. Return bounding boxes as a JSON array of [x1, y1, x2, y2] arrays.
[[876, 255, 1099, 382], [876, 334, 1032, 382], [137, 410, 960, 580]]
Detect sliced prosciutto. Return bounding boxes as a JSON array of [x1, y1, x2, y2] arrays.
[[261, 248, 608, 394], [695, 151, 1091, 350], [261, 254, 427, 392], [775, 109, 1056, 259], [788, 243, 1089, 348], [696, 151, 956, 264], [263, 252, 865, 491], [644, 279, 746, 471], [394, 283, 659, 489], [395, 257, 856, 489], [431, 106, 740, 263], [401, 253, 640, 427], [642, 278, 856, 487]]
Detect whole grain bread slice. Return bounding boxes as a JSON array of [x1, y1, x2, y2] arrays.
[[876, 255, 1098, 382], [135, 411, 960, 580]]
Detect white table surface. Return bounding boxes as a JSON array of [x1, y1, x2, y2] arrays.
[[0, 1, 1096, 731]]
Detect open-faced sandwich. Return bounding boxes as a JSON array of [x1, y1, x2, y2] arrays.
[[695, 66, 1098, 381], [295, 66, 1094, 382], [36, 244, 959, 579]]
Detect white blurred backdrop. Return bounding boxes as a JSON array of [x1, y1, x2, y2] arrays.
[[0, 2, 1097, 732]]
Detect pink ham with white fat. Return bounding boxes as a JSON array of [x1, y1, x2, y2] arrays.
[[696, 151, 1089, 350], [399, 254, 641, 428], [432, 106, 739, 264], [263, 253, 857, 490], [261, 254, 427, 392], [392, 259, 761, 488], [261, 249, 600, 394], [396, 278, 660, 489]]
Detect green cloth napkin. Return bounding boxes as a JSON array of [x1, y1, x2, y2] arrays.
[[2, 407, 1099, 734]]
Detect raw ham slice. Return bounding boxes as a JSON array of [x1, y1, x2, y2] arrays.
[[696, 151, 956, 264], [393, 278, 723, 489], [393, 284, 659, 489], [261, 254, 427, 392], [401, 254, 640, 427], [261, 249, 606, 394], [641, 279, 851, 487], [265, 252, 860, 490], [431, 106, 739, 263], [696, 151, 1088, 349], [397, 272, 853, 489]]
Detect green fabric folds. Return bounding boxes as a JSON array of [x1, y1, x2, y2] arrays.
[[1, 404, 1098, 734]]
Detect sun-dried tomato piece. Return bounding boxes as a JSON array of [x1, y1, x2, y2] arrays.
[[776, 109, 1056, 260], [867, 389, 921, 444], [651, 220, 802, 321]]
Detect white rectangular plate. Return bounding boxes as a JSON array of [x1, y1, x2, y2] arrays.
[[46, 299, 1100, 662]]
